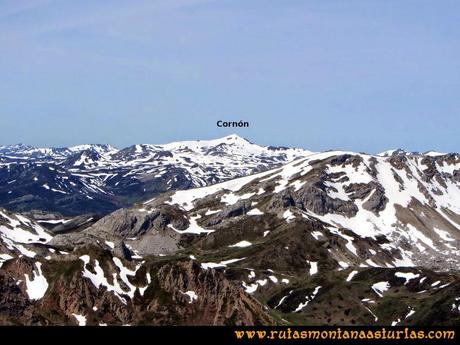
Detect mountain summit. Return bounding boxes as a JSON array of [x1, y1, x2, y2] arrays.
[[0, 147, 459, 326], [0, 135, 311, 215]]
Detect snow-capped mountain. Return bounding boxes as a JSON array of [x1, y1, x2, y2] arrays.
[[2, 147, 457, 326], [135, 149, 460, 269], [0, 143, 117, 160], [1, 140, 459, 326], [377, 149, 449, 157], [0, 135, 311, 215]]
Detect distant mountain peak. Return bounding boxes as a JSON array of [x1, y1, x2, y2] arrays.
[[0, 135, 312, 215], [424, 150, 448, 157], [220, 133, 249, 142], [377, 148, 453, 157], [0, 140, 459, 326], [377, 148, 411, 157]]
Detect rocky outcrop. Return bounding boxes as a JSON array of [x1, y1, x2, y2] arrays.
[[362, 185, 388, 214], [157, 261, 274, 325], [294, 184, 358, 217], [205, 200, 253, 227], [48, 232, 107, 251], [0, 256, 274, 326], [0, 135, 310, 216], [2, 148, 460, 326], [87, 206, 189, 238]]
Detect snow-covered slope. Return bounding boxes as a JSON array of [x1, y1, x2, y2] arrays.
[[0, 135, 311, 215], [143, 149, 460, 270], [0, 208, 52, 261], [1, 149, 460, 326]]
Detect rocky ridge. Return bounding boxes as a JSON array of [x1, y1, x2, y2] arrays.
[[0, 135, 311, 216], [1, 147, 460, 325]]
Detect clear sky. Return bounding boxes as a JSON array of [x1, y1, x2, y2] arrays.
[[0, 0, 459, 153]]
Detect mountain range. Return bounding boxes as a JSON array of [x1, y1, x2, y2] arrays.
[[0, 135, 310, 216], [0, 135, 459, 326]]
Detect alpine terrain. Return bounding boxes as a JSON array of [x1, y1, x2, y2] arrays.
[[0, 138, 459, 326], [0, 135, 310, 216]]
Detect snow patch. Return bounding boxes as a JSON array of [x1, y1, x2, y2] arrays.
[[229, 241, 252, 248], [72, 313, 87, 326], [24, 262, 48, 300], [372, 281, 390, 297], [247, 208, 264, 216], [168, 215, 214, 235], [181, 290, 198, 303], [201, 258, 245, 270], [395, 272, 420, 285], [294, 286, 321, 312], [346, 270, 358, 282]]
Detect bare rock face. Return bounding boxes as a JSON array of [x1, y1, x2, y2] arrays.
[[389, 155, 409, 170], [344, 183, 373, 200], [130, 230, 182, 256], [87, 206, 189, 238], [0, 261, 33, 322], [266, 190, 296, 210], [48, 232, 106, 251], [362, 185, 388, 214], [2, 148, 460, 326], [113, 241, 132, 261], [205, 200, 253, 227], [294, 184, 358, 217], [0, 256, 274, 326], [90, 208, 150, 238], [157, 261, 274, 325], [48, 215, 98, 234], [421, 157, 438, 181]]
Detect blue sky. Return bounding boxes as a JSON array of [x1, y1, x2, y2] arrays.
[[0, 0, 459, 153]]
